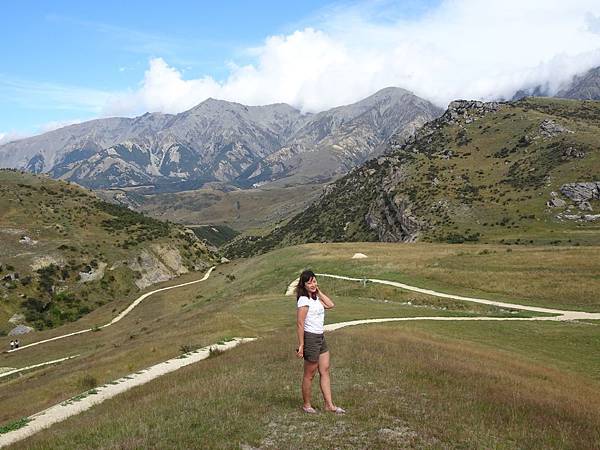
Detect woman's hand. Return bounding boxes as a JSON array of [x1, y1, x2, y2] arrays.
[[318, 288, 335, 309], [296, 344, 303, 358]]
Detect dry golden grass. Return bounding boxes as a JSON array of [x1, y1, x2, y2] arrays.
[[2, 242, 600, 448], [10, 325, 600, 449]]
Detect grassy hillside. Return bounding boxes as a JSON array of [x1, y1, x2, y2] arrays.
[[2, 243, 600, 448], [189, 224, 240, 247], [225, 98, 600, 257], [0, 170, 216, 334]]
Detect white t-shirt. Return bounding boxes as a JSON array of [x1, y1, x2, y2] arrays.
[[297, 295, 325, 334]]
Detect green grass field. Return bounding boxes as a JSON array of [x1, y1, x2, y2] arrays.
[[2, 242, 600, 448]]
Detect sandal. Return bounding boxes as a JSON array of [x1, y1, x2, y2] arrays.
[[326, 406, 346, 414], [302, 406, 317, 414]]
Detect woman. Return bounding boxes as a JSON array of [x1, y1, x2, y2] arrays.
[[295, 269, 345, 414]]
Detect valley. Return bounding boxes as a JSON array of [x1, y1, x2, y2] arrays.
[[1, 90, 599, 449]]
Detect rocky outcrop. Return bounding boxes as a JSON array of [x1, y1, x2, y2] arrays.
[[8, 313, 25, 324], [539, 119, 573, 138], [442, 100, 501, 124], [150, 244, 189, 275], [546, 191, 566, 208], [364, 161, 421, 242], [8, 324, 34, 336], [560, 182, 600, 210], [129, 245, 191, 289], [561, 146, 585, 160], [78, 262, 107, 283], [19, 235, 37, 245], [558, 213, 600, 222], [365, 193, 421, 242]]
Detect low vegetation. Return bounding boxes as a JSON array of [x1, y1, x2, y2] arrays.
[[1, 242, 599, 448], [0, 170, 216, 333]]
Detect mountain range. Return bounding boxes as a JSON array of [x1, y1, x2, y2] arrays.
[[224, 96, 600, 257], [0, 87, 442, 192]]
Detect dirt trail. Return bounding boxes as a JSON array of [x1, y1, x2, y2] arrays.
[[0, 355, 79, 380], [286, 273, 600, 324], [0, 338, 254, 448]]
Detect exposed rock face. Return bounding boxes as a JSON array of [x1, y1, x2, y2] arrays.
[[8, 324, 34, 336], [556, 66, 600, 100], [247, 87, 442, 185], [539, 119, 573, 138], [365, 193, 421, 242], [561, 146, 585, 160], [8, 313, 25, 324], [547, 192, 566, 208], [560, 182, 600, 205], [129, 245, 192, 289], [150, 244, 189, 275], [443, 100, 501, 124], [78, 261, 107, 283], [0, 88, 441, 191], [364, 162, 421, 242]]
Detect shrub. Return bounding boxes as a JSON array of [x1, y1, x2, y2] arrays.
[[180, 344, 196, 354], [77, 374, 98, 390]]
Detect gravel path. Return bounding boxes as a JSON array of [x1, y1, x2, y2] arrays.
[[287, 273, 600, 324], [0, 338, 254, 448], [0, 355, 79, 380]]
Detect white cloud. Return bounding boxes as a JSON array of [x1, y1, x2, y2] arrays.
[[97, 0, 600, 115], [0, 131, 29, 145], [0, 119, 84, 145], [38, 119, 84, 133]]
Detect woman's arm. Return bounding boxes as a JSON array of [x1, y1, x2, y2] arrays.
[[317, 288, 335, 309], [296, 306, 308, 358]]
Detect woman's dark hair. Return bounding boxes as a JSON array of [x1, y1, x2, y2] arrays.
[[295, 269, 317, 300]]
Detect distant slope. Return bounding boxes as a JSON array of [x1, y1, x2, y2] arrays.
[[556, 66, 600, 100], [513, 66, 600, 101], [225, 97, 600, 257], [98, 182, 325, 234], [188, 225, 240, 247], [0, 88, 441, 192], [0, 170, 217, 334]]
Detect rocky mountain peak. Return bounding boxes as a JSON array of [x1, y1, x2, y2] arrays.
[[0, 87, 442, 191]]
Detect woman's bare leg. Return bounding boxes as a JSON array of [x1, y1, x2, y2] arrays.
[[302, 360, 319, 407], [318, 351, 336, 410]]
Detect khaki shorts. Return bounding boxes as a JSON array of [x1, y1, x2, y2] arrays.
[[303, 331, 329, 362]]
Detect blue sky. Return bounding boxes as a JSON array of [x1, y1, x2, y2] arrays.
[[1, 0, 599, 141], [0, 0, 440, 137]]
